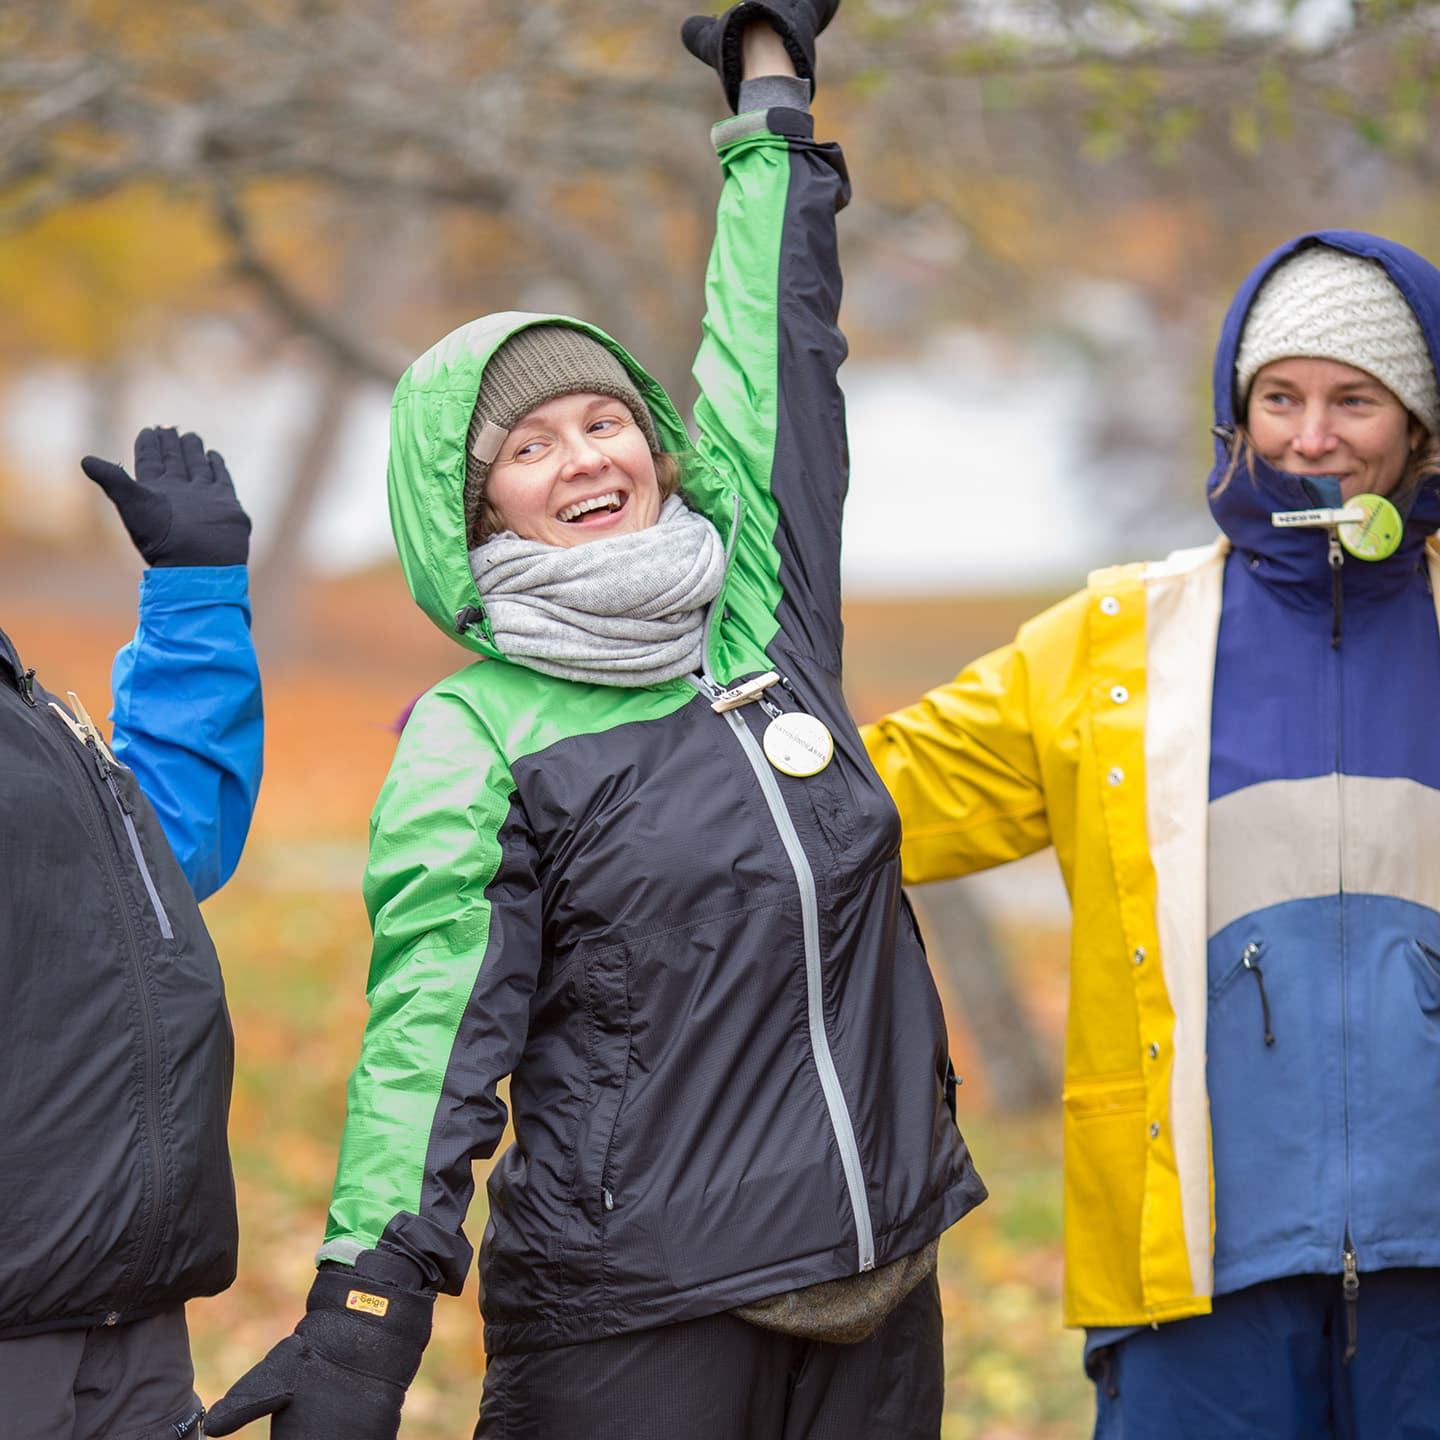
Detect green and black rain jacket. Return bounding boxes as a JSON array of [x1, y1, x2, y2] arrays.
[[317, 107, 986, 1356]]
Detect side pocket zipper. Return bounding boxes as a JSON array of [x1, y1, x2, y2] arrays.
[[1240, 942, 1275, 1048], [101, 761, 175, 941]]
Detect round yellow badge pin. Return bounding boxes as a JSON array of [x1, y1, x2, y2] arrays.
[[1338, 492, 1403, 561], [762, 712, 834, 777]]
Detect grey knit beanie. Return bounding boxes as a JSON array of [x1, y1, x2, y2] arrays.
[[464, 326, 661, 543], [1236, 245, 1440, 434]]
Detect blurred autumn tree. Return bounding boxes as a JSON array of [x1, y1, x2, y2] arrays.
[[6, 2, 1440, 1109], [3, 0, 1440, 563]]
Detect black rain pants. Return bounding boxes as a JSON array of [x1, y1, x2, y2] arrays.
[[0, 1304, 201, 1440], [475, 1269, 944, 1440]]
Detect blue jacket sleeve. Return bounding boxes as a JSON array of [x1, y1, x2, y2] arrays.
[[109, 565, 264, 900]]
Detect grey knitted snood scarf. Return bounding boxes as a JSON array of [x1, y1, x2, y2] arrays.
[[468, 495, 727, 687]]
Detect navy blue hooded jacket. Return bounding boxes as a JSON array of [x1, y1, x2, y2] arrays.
[[1204, 231, 1440, 1295]]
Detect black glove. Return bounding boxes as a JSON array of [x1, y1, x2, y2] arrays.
[[203, 1268, 434, 1438], [681, 0, 839, 112], [81, 426, 251, 567]]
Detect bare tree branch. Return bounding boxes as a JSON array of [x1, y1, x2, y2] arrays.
[[5, 0, 1440, 573], [211, 186, 409, 384]]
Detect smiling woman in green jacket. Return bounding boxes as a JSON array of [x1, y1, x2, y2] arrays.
[[205, 8, 985, 1439]]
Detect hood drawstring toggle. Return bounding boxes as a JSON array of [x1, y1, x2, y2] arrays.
[[454, 604, 487, 636]]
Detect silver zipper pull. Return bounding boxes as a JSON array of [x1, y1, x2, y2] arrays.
[[1240, 942, 1274, 1047], [690, 671, 727, 702], [1328, 536, 1344, 648], [1342, 1237, 1360, 1364]]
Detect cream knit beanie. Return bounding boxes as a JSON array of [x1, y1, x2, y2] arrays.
[[1236, 245, 1440, 434]]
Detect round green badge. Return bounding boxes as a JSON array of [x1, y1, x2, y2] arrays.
[[1338, 492, 1403, 561]]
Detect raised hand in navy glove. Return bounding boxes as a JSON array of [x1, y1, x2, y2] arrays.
[[681, 0, 839, 111], [81, 426, 250, 567], [203, 1268, 433, 1439]]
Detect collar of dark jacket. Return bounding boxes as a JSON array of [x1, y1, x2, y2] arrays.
[[0, 626, 25, 687]]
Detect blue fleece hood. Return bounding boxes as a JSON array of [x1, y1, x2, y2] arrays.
[[1207, 230, 1440, 581]]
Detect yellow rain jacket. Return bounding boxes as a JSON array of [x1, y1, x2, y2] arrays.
[[864, 541, 1232, 1328]]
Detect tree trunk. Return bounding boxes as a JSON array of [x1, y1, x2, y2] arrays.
[[907, 879, 1058, 1113], [249, 362, 354, 659]]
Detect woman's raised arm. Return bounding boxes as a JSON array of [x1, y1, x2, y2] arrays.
[[685, 3, 853, 673]]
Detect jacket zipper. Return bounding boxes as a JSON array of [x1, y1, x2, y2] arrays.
[[1342, 1230, 1360, 1363], [687, 671, 877, 1273], [688, 494, 875, 1269], [51, 702, 173, 938], [100, 762, 174, 940], [48, 707, 171, 1316], [1332, 598, 1357, 1350], [1329, 535, 1344, 648], [1238, 942, 1275, 1048]]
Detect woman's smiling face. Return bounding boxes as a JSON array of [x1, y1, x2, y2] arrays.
[[1246, 357, 1421, 500], [482, 391, 662, 547]]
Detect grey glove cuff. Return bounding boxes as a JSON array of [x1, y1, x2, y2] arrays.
[[737, 74, 811, 115]]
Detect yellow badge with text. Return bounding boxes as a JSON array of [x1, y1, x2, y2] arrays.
[[345, 1289, 390, 1318], [1338, 492, 1403, 561]]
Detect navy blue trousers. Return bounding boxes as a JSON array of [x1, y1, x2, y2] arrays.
[[1090, 1269, 1440, 1439]]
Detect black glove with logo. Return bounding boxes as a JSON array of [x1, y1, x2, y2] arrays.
[[81, 426, 251, 567], [681, 0, 839, 112], [203, 1268, 434, 1439]]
